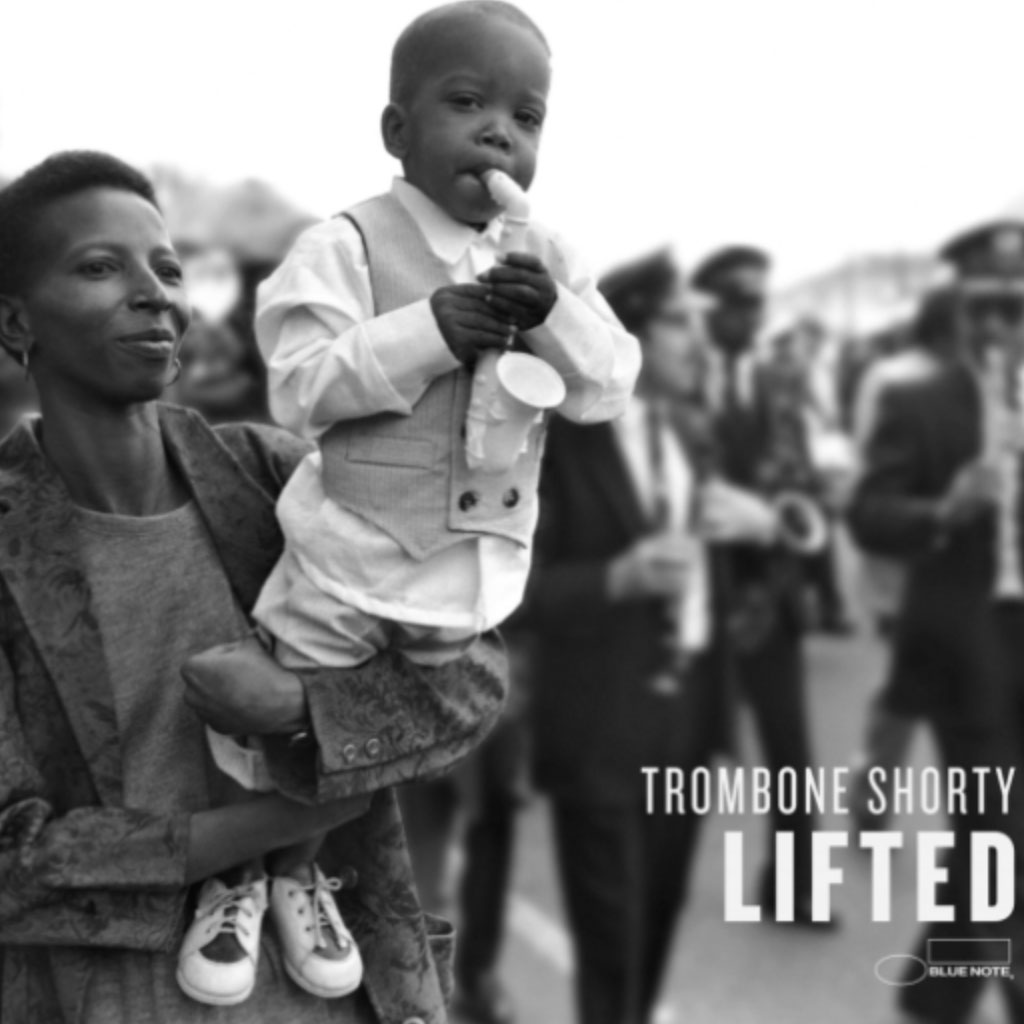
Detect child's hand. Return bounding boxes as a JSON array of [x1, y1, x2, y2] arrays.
[[479, 253, 557, 332], [431, 283, 516, 365]]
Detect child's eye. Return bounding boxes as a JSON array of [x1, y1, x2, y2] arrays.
[[515, 108, 544, 130], [449, 93, 482, 111]]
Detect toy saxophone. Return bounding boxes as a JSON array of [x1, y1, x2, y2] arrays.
[[981, 345, 1024, 599], [463, 170, 565, 474]]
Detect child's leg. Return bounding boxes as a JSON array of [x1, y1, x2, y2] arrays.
[[177, 764, 271, 1005], [257, 612, 386, 893], [252, 591, 388, 989], [262, 621, 478, 886], [249, 554, 479, 992], [263, 624, 478, 886], [392, 622, 480, 667], [201, 772, 268, 964]]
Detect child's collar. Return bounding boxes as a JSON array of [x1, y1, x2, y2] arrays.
[[391, 177, 504, 265]]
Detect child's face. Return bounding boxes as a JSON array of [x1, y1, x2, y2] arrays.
[[386, 16, 550, 226]]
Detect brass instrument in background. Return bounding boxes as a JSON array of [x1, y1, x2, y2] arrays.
[[980, 346, 1024, 600], [756, 360, 829, 556]]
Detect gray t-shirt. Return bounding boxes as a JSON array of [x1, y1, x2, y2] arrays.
[[55, 500, 372, 1024], [77, 500, 247, 814]]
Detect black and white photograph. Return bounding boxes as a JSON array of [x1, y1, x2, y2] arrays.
[[3, 2, 1024, 1022]]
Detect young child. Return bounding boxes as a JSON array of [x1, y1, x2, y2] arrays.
[[176, 0, 640, 1007]]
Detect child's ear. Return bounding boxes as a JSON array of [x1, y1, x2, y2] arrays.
[[381, 103, 409, 160]]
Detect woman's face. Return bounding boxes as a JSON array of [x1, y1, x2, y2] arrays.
[[639, 286, 706, 399], [19, 187, 190, 406]]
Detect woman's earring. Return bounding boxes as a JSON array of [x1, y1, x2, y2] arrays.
[[20, 350, 30, 382], [165, 357, 182, 388]]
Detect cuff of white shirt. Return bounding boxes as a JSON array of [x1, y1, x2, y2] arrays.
[[524, 286, 616, 423], [526, 285, 600, 363], [373, 297, 461, 395]]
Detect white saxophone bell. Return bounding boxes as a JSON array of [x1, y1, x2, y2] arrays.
[[464, 170, 565, 474], [772, 490, 829, 554]]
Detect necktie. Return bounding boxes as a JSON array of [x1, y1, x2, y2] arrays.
[[723, 355, 742, 415], [645, 401, 687, 695], [647, 400, 672, 529]]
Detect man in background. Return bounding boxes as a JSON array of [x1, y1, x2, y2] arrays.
[[848, 220, 1024, 1022], [692, 246, 829, 927]]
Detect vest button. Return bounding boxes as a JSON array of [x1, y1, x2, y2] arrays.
[[502, 488, 520, 508], [365, 737, 382, 758], [342, 743, 358, 763], [458, 490, 480, 512]]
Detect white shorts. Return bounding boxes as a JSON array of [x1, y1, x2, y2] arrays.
[[208, 545, 478, 790], [252, 544, 478, 670]]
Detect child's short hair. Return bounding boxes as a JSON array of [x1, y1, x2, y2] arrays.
[[0, 150, 159, 296], [390, 1, 550, 107]]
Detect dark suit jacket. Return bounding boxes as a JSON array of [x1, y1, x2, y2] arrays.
[[523, 417, 733, 806], [711, 359, 812, 638], [847, 360, 1018, 722]]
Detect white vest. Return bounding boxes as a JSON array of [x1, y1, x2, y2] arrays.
[[319, 193, 548, 561]]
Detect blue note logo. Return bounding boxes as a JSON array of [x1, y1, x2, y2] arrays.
[[875, 940, 1012, 986]]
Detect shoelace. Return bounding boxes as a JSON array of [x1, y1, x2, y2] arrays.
[[304, 875, 349, 952], [198, 883, 260, 941]]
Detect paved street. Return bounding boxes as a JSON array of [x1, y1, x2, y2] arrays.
[[459, 625, 1012, 1024]]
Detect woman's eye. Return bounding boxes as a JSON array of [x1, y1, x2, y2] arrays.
[[158, 264, 184, 283], [79, 260, 115, 277]]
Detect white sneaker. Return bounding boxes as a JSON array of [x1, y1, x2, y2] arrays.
[[270, 866, 363, 998], [176, 877, 267, 1006]]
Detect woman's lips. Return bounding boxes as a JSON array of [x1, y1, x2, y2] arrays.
[[117, 334, 176, 360]]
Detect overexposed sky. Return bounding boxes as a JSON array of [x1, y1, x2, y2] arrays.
[[3, 0, 1024, 284]]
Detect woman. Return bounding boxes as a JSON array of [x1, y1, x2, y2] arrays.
[[0, 151, 505, 1023], [523, 250, 776, 1024]]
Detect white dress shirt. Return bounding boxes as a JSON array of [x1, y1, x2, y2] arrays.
[[612, 396, 711, 650], [255, 178, 640, 631]]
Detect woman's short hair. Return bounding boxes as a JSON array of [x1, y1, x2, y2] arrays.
[[598, 249, 679, 335], [0, 150, 158, 296]]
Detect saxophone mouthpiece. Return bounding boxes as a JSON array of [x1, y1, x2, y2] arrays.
[[482, 169, 530, 221]]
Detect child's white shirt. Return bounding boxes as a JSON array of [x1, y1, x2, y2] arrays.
[[255, 178, 640, 631]]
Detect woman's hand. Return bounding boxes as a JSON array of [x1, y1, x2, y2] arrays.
[[697, 479, 779, 545], [0, 797, 51, 867], [938, 459, 1000, 529], [182, 636, 308, 735], [606, 532, 691, 602]]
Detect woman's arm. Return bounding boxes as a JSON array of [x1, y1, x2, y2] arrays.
[[184, 791, 370, 883], [181, 631, 509, 805], [0, 643, 368, 952]]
